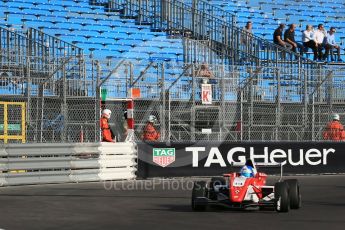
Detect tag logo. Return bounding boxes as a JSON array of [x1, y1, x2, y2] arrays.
[[153, 148, 175, 167]]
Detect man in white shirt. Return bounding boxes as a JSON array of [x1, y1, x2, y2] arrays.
[[324, 27, 342, 62], [314, 24, 327, 61], [302, 25, 318, 61]]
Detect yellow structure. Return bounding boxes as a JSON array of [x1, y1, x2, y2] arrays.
[[0, 102, 26, 144]]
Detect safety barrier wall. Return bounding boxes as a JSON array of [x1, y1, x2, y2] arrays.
[[0, 142, 137, 186], [137, 142, 345, 178]]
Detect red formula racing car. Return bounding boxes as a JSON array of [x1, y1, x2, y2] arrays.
[[191, 159, 301, 212]]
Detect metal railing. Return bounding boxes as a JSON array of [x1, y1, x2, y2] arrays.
[[96, 60, 345, 142], [106, 0, 322, 68]]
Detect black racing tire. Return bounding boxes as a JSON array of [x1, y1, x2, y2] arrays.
[[274, 181, 290, 213], [191, 181, 208, 211], [209, 177, 226, 200], [285, 179, 302, 209]]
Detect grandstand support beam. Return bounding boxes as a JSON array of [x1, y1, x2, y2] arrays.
[[167, 64, 193, 91], [98, 59, 126, 87], [41, 56, 73, 85], [131, 62, 154, 87]]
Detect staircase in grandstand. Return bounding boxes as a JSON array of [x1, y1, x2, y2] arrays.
[[1, 0, 344, 142], [0, 26, 87, 98], [100, 0, 321, 68]]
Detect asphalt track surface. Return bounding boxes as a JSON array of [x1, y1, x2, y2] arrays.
[[0, 175, 344, 230]]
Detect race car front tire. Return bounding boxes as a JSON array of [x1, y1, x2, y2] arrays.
[[274, 181, 290, 213], [191, 181, 208, 211], [209, 177, 226, 200], [285, 179, 302, 209]]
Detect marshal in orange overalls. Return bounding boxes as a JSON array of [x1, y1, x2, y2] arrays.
[[100, 117, 115, 142], [323, 120, 345, 141], [142, 122, 160, 141]]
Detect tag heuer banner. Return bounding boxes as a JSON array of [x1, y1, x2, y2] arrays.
[[137, 142, 345, 178], [153, 148, 175, 167]]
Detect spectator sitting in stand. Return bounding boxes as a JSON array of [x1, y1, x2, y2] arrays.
[[273, 24, 292, 59], [196, 63, 214, 78], [302, 25, 318, 61], [314, 24, 327, 61], [284, 24, 305, 58], [324, 27, 343, 62]]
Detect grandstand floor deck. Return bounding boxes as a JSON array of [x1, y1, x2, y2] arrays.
[[0, 175, 344, 230]]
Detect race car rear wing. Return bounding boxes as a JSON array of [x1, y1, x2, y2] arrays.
[[231, 161, 284, 181]]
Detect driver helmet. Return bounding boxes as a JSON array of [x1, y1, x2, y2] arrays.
[[240, 165, 255, 178]]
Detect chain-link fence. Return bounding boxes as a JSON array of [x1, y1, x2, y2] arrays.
[[98, 60, 345, 142], [0, 54, 98, 144], [2, 52, 345, 143]]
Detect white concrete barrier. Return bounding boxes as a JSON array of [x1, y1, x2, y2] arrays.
[[0, 142, 137, 186]]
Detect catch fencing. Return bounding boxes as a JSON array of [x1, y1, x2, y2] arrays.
[[99, 60, 345, 142], [0, 142, 137, 186]]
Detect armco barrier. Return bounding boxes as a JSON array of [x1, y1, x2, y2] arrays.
[[137, 142, 345, 178], [0, 142, 137, 186]]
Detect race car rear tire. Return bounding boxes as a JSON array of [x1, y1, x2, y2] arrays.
[[285, 179, 302, 209], [209, 177, 226, 200], [274, 181, 290, 213], [191, 181, 208, 211]]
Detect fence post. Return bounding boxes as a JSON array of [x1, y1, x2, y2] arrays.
[[26, 58, 31, 142], [327, 70, 333, 114], [95, 60, 101, 142], [303, 69, 308, 140], [220, 64, 225, 141], [160, 63, 166, 141], [276, 68, 281, 141], [311, 93, 315, 141], [248, 68, 253, 140], [191, 64, 196, 142], [62, 58, 67, 142]]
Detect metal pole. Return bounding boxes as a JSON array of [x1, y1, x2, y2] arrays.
[[240, 90, 243, 141], [248, 69, 254, 140], [26, 58, 31, 142], [276, 68, 281, 141], [191, 64, 196, 142], [62, 60, 67, 142], [303, 69, 308, 141], [220, 64, 225, 141], [161, 63, 166, 141], [328, 70, 333, 115], [312, 94, 315, 141], [95, 60, 101, 142], [168, 88, 171, 142]]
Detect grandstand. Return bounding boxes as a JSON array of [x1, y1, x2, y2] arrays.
[[0, 0, 345, 143]]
